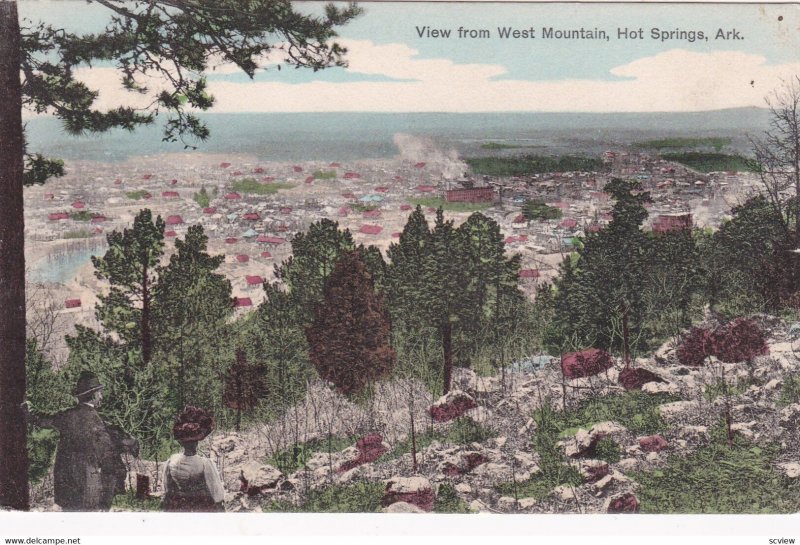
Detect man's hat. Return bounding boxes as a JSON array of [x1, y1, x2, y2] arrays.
[[74, 371, 104, 398]]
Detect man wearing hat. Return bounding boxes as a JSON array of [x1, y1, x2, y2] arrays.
[[24, 371, 137, 511]]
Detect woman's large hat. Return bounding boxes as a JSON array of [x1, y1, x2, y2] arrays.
[[173, 406, 215, 442], [74, 371, 104, 397]]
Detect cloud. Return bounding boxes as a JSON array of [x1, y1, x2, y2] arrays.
[[25, 41, 800, 115]]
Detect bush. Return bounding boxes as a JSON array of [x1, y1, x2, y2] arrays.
[[267, 436, 356, 474], [593, 437, 621, 464], [28, 428, 59, 484], [231, 178, 294, 195], [678, 319, 769, 366], [779, 375, 800, 407], [111, 491, 163, 512], [434, 483, 470, 513], [677, 326, 715, 366]]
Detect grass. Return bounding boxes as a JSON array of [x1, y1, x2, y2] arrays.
[[633, 137, 732, 152], [267, 435, 356, 474], [552, 391, 679, 436], [434, 483, 470, 513], [779, 375, 800, 407], [383, 429, 445, 461], [409, 197, 490, 213], [593, 437, 621, 464], [495, 402, 582, 501], [193, 187, 210, 208], [111, 491, 163, 512], [703, 376, 761, 402], [265, 481, 385, 513], [69, 210, 94, 222], [630, 424, 800, 513], [466, 155, 605, 177], [125, 190, 150, 200], [63, 229, 95, 239], [232, 178, 294, 195], [312, 170, 338, 179], [661, 152, 753, 173], [382, 418, 497, 462]]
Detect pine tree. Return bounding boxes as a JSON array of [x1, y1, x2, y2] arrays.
[[0, 0, 361, 508], [223, 350, 267, 432], [152, 225, 234, 413], [91, 209, 165, 368], [306, 250, 395, 396]]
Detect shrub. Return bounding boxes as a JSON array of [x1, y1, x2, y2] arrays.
[[27, 428, 58, 484], [561, 348, 614, 379], [434, 483, 470, 513], [677, 326, 715, 366], [713, 318, 769, 363], [779, 375, 800, 407]]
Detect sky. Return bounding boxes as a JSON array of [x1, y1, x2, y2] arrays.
[[17, 1, 800, 113]]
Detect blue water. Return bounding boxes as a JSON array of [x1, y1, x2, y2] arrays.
[[29, 245, 107, 284], [23, 109, 769, 163]]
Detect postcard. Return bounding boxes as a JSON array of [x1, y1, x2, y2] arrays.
[[1, 0, 799, 540]]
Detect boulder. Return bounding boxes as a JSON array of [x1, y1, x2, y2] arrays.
[[779, 403, 800, 428], [383, 501, 425, 513], [562, 421, 627, 458], [429, 390, 478, 422], [383, 476, 435, 512], [638, 435, 668, 453], [518, 497, 537, 510], [440, 451, 490, 477], [607, 493, 640, 514], [777, 462, 800, 480], [658, 401, 697, 421], [561, 349, 614, 379], [552, 485, 577, 502], [463, 406, 494, 426], [677, 425, 709, 444], [619, 367, 666, 390], [231, 461, 282, 495], [641, 381, 679, 395], [497, 496, 518, 511], [338, 434, 389, 473], [579, 460, 610, 483]]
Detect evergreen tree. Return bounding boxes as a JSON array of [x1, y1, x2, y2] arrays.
[[223, 350, 267, 432], [92, 209, 165, 368], [306, 250, 395, 396], [275, 219, 355, 321], [0, 0, 361, 508], [152, 225, 234, 414], [551, 179, 651, 365]]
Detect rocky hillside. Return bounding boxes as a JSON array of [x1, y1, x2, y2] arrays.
[[32, 316, 800, 514]]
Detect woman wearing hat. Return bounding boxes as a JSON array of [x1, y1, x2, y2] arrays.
[[162, 406, 225, 512]]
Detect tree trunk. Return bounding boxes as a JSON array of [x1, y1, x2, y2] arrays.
[[442, 321, 453, 394], [622, 307, 631, 369], [0, 1, 30, 511], [141, 262, 151, 364]]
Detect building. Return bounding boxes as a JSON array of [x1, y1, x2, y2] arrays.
[[445, 187, 495, 203], [652, 213, 693, 233]]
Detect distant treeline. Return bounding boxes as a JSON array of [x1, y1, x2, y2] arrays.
[[466, 155, 606, 176], [661, 152, 754, 173], [633, 137, 732, 152]]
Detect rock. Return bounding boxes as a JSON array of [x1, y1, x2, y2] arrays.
[[658, 401, 697, 421], [562, 421, 626, 458], [677, 425, 709, 444], [469, 499, 490, 512], [497, 496, 517, 511], [463, 406, 494, 425], [451, 367, 479, 392], [779, 404, 800, 428], [617, 458, 639, 472], [383, 501, 425, 513], [552, 485, 577, 502], [383, 476, 435, 512], [562, 348, 614, 379], [439, 451, 489, 477], [579, 460, 610, 483], [336, 463, 377, 486], [619, 368, 666, 390], [429, 390, 478, 423], [518, 418, 536, 436], [777, 462, 800, 479], [730, 422, 756, 441], [638, 435, 668, 453], [518, 497, 537, 510], [592, 474, 614, 494], [764, 379, 782, 391], [607, 493, 640, 514], [338, 434, 389, 472], [455, 483, 472, 494], [641, 381, 679, 395], [493, 436, 508, 448], [645, 452, 660, 462], [228, 461, 282, 495]]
